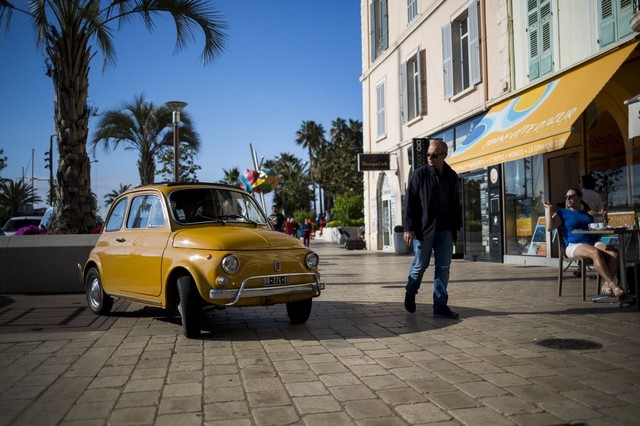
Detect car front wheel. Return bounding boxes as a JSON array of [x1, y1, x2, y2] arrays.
[[286, 298, 312, 324], [85, 267, 113, 315], [177, 276, 201, 338]]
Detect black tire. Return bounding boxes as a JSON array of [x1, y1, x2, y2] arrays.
[[85, 267, 113, 315], [177, 276, 201, 338], [286, 298, 312, 324]]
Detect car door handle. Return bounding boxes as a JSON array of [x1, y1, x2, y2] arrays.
[[115, 237, 126, 243]]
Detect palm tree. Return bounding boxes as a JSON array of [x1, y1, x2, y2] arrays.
[[295, 121, 326, 213], [103, 184, 132, 208], [220, 167, 241, 186], [0, 0, 227, 233], [263, 153, 312, 216], [91, 94, 201, 185], [0, 178, 42, 217]]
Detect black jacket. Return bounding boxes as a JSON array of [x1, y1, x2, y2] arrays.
[[403, 162, 461, 241]]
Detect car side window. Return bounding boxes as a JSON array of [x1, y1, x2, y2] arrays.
[[148, 196, 165, 228], [127, 195, 159, 229], [105, 199, 127, 232]]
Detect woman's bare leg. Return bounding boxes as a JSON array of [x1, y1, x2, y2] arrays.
[[573, 244, 616, 284]]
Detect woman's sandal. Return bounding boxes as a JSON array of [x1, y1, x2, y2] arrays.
[[610, 283, 625, 299], [601, 282, 614, 296]]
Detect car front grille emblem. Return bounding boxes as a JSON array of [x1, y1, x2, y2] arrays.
[[273, 261, 281, 272]]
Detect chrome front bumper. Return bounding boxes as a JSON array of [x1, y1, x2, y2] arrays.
[[209, 272, 325, 306]]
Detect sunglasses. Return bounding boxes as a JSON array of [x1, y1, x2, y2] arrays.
[[427, 153, 444, 159], [564, 194, 577, 200]]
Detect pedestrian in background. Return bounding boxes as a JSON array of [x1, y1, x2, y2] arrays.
[[402, 139, 462, 319], [302, 218, 313, 247]]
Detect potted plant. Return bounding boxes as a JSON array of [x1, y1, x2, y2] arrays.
[[394, 225, 410, 255]]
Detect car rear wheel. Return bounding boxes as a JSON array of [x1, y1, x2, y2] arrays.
[[177, 276, 201, 338], [85, 267, 113, 315], [286, 298, 312, 324]]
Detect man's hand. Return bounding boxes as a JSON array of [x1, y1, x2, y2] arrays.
[[403, 231, 414, 246]]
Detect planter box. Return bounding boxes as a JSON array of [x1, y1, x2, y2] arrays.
[[0, 234, 99, 294]]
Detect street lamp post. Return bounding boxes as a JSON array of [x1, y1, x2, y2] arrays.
[[165, 101, 188, 182]]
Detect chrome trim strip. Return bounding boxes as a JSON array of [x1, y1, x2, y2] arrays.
[[209, 272, 325, 306]]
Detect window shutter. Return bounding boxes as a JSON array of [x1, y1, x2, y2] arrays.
[[419, 49, 427, 116], [539, 0, 553, 76], [599, 0, 615, 47], [468, 0, 481, 85], [381, 0, 389, 51], [401, 61, 408, 123], [442, 23, 453, 99], [527, 0, 540, 80], [618, 0, 633, 39], [370, 1, 377, 61]]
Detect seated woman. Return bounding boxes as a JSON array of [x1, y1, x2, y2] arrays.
[[544, 188, 624, 298]]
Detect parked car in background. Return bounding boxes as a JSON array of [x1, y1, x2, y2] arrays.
[[79, 182, 325, 338], [1, 215, 44, 236]]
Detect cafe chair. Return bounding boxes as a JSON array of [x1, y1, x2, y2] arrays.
[[605, 212, 639, 304], [555, 231, 601, 301]]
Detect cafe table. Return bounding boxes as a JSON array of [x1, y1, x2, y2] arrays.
[[572, 227, 639, 309]]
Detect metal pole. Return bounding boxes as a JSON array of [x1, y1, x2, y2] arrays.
[[49, 134, 55, 205], [173, 117, 179, 182]]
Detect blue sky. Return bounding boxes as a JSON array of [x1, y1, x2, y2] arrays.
[[0, 1, 363, 215]]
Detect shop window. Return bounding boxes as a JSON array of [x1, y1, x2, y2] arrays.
[[504, 156, 546, 256], [598, 0, 633, 48], [586, 108, 633, 208], [527, 0, 553, 81], [462, 170, 490, 261], [442, 0, 481, 99]]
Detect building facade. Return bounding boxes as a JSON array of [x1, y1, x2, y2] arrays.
[[360, 0, 640, 265]]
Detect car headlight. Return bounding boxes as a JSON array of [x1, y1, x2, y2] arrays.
[[221, 255, 239, 274], [304, 252, 319, 269]]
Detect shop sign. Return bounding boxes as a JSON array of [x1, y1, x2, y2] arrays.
[[629, 99, 640, 139], [358, 153, 390, 171]]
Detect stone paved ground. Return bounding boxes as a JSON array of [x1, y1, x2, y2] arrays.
[[0, 240, 639, 425]]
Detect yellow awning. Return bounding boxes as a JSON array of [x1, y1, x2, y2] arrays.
[[449, 41, 638, 173]]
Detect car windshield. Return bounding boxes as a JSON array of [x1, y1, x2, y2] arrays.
[[2, 217, 42, 232], [169, 188, 268, 225]]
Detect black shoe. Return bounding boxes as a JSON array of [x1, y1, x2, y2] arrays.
[[404, 293, 416, 313], [434, 306, 459, 319]]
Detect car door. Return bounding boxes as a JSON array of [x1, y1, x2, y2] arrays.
[[99, 193, 169, 298]]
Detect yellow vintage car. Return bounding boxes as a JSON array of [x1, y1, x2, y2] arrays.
[[80, 183, 324, 338]]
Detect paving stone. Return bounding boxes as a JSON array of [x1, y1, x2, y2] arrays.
[[395, 401, 450, 424], [344, 398, 393, 418], [302, 412, 354, 426], [116, 390, 161, 408], [247, 390, 291, 408], [481, 395, 541, 415], [428, 390, 482, 410], [252, 405, 299, 426], [204, 400, 250, 421], [109, 406, 157, 425], [450, 406, 515, 425], [293, 395, 342, 414], [158, 395, 202, 414]]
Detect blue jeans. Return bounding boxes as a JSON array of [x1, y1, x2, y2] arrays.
[[405, 230, 454, 310]]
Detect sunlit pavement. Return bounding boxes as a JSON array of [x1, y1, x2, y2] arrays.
[[0, 239, 639, 425]]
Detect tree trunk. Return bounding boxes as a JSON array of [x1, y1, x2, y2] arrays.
[[47, 27, 96, 233]]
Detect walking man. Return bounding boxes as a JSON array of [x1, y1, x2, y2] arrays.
[[403, 139, 461, 318]]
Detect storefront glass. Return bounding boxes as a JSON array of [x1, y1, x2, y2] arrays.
[[586, 108, 636, 210], [462, 170, 490, 261], [504, 156, 546, 256]]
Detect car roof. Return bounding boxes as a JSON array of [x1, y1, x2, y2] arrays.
[[124, 182, 246, 197]]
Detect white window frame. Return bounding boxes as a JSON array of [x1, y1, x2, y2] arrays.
[[376, 81, 386, 138], [442, 0, 480, 100], [370, 0, 389, 62], [401, 49, 425, 123], [407, 0, 418, 23]]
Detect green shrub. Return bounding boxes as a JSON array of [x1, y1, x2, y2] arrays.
[[330, 193, 363, 225]]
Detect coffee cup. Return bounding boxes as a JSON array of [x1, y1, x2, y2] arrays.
[[588, 223, 603, 230]]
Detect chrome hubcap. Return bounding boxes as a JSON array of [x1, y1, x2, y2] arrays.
[[89, 278, 101, 310]]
